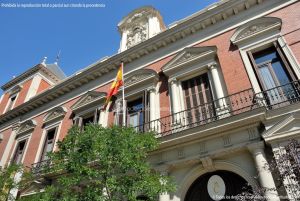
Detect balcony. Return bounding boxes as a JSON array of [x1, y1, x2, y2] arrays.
[[31, 80, 300, 175], [136, 80, 300, 136]]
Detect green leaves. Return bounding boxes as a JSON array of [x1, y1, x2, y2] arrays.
[[26, 125, 175, 201]]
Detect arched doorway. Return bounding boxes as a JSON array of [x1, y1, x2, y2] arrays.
[[184, 170, 252, 201]]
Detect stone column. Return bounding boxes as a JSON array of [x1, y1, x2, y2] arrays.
[[247, 142, 280, 201], [169, 78, 180, 114], [149, 87, 160, 132], [208, 63, 226, 108], [149, 87, 157, 122]]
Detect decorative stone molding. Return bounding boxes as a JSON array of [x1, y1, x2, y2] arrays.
[[124, 69, 158, 89], [118, 6, 166, 51], [248, 128, 259, 141], [231, 17, 282, 45], [71, 91, 107, 113], [162, 46, 217, 77], [43, 106, 67, 126], [262, 112, 300, 143], [177, 148, 185, 159], [200, 157, 214, 170], [16, 120, 36, 137], [9, 85, 22, 95], [179, 161, 259, 200], [199, 141, 207, 154], [222, 135, 232, 147]]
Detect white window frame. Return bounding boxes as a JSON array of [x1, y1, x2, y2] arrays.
[[4, 93, 19, 113], [9, 133, 31, 165], [232, 17, 300, 93], [34, 121, 62, 163]]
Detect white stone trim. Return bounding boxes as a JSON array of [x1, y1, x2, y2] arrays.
[[0, 129, 16, 167], [179, 160, 259, 201], [0, 94, 4, 105], [238, 32, 280, 93], [24, 74, 42, 102], [8, 132, 32, 165], [4, 92, 19, 113], [278, 36, 300, 78], [34, 121, 62, 163]]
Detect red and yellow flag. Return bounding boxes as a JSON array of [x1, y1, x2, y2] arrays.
[[104, 63, 123, 108]]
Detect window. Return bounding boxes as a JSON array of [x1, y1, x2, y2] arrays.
[[6, 94, 17, 112], [40, 127, 57, 161], [115, 91, 150, 131], [248, 43, 298, 105], [12, 140, 27, 164], [181, 73, 214, 124], [74, 109, 100, 130]]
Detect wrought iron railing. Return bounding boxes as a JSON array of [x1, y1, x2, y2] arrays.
[[135, 80, 300, 136], [31, 80, 300, 175], [31, 159, 51, 176]]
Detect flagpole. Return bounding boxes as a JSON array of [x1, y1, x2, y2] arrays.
[[121, 62, 126, 127]]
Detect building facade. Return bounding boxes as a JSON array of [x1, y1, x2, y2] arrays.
[[1, 0, 300, 200]]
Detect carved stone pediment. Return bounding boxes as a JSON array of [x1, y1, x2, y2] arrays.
[[231, 17, 282, 45], [124, 69, 158, 88], [162, 46, 217, 76], [263, 112, 300, 143], [43, 106, 67, 125], [16, 120, 36, 137], [71, 91, 106, 112]]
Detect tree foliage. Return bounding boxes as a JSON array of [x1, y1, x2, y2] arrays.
[[22, 125, 175, 201], [0, 164, 22, 201]]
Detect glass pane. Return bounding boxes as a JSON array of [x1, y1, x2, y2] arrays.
[[259, 66, 277, 90], [254, 48, 277, 64], [129, 113, 139, 127], [272, 60, 291, 85]]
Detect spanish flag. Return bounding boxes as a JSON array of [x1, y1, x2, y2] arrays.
[[104, 63, 124, 108]]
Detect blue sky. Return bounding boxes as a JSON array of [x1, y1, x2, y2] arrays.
[[0, 0, 218, 90]]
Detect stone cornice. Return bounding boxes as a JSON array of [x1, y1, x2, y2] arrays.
[[0, 0, 284, 125], [1, 64, 60, 91]]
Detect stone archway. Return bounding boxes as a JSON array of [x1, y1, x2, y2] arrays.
[[184, 170, 252, 201]]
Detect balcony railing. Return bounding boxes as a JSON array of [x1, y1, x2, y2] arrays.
[[135, 80, 300, 136], [31, 159, 51, 176], [31, 80, 300, 175]]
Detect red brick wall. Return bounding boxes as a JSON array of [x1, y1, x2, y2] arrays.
[[22, 115, 44, 167], [0, 128, 12, 163], [0, 93, 10, 115], [269, 1, 300, 63], [14, 79, 32, 108], [194, 30, 252, 95], [36, 79, 51, 95], [0, 79, 33, 114]]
